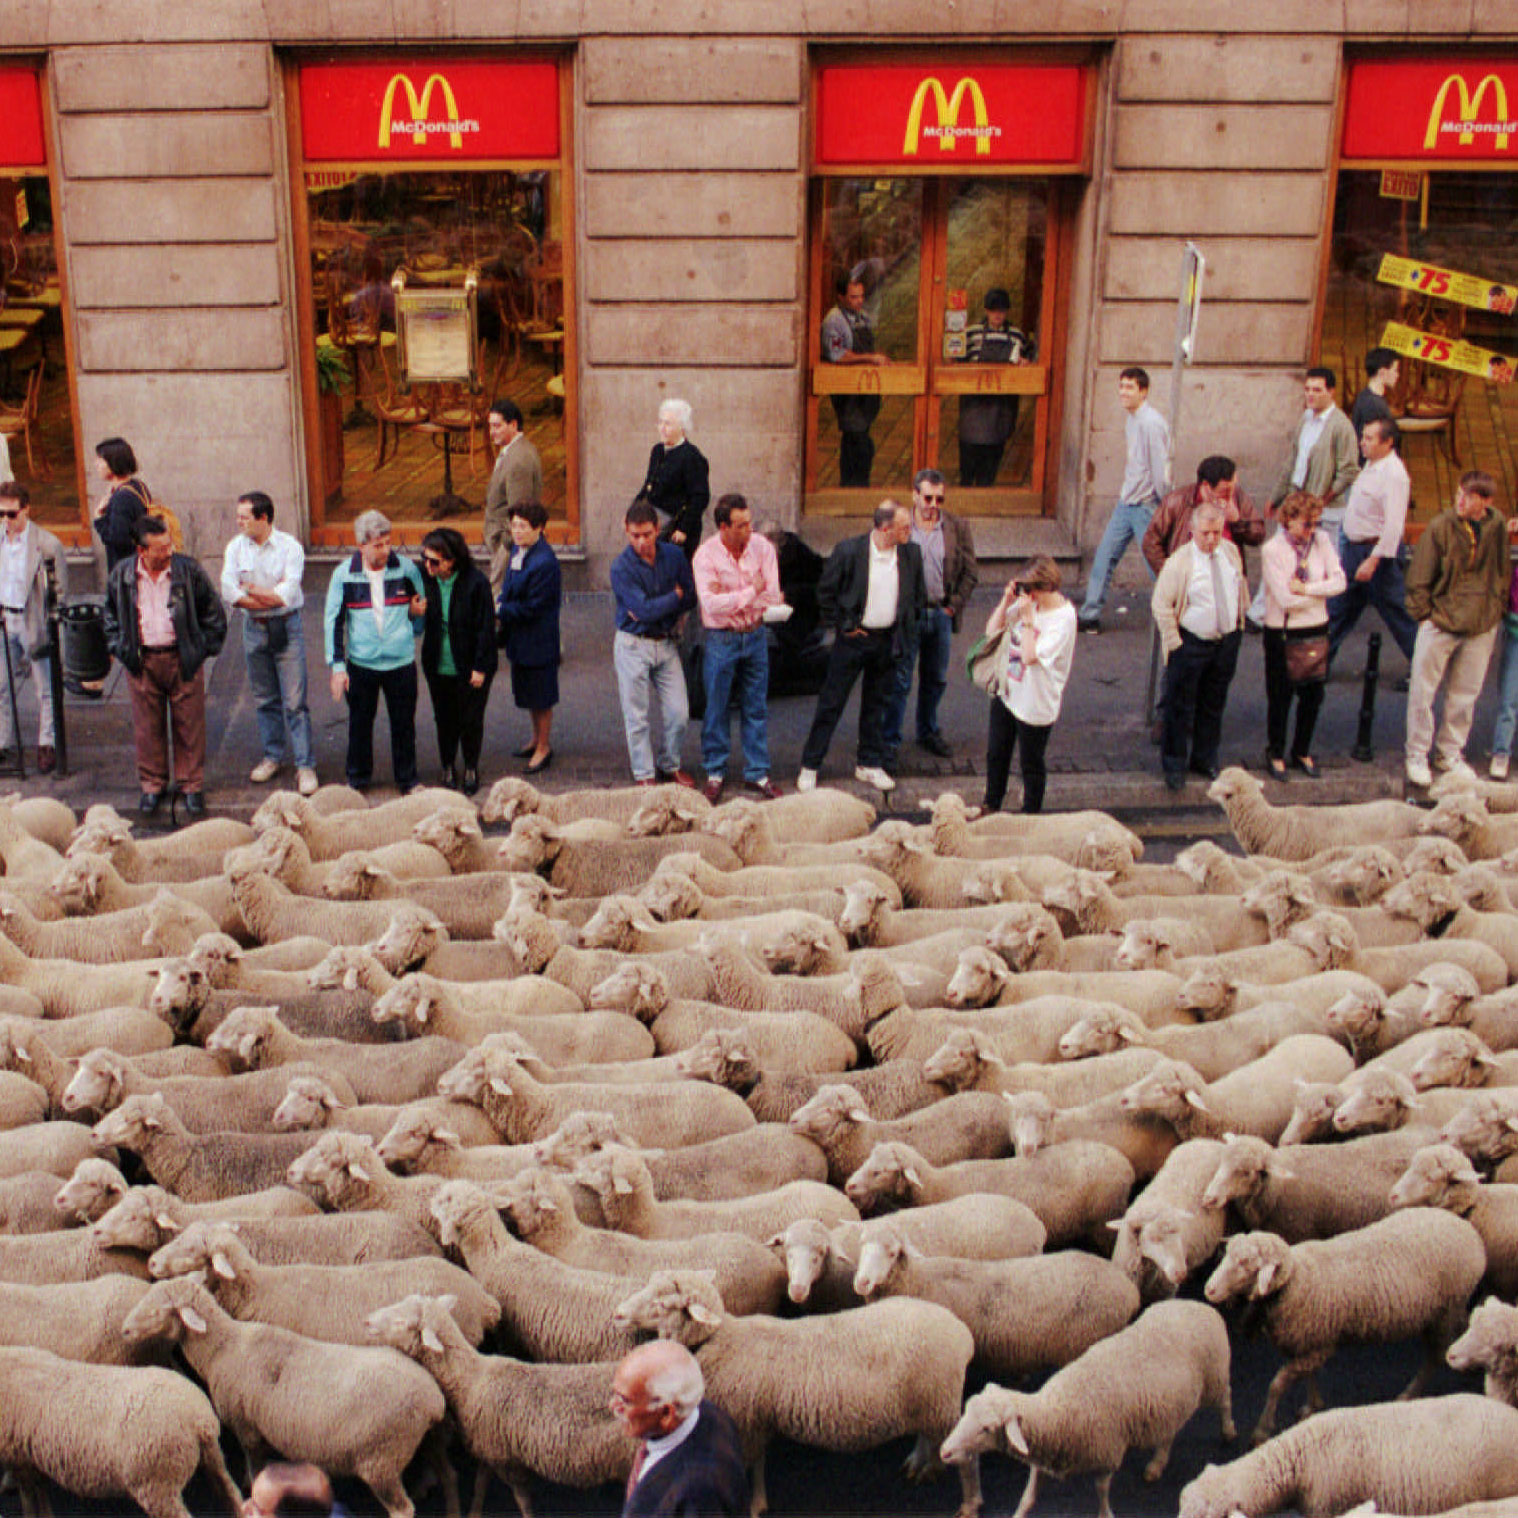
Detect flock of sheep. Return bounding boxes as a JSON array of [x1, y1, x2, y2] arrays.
[[12, 767, 1518, 1517]]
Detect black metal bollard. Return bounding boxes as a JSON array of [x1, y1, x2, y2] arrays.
[[1352, 631, 1382, 762]]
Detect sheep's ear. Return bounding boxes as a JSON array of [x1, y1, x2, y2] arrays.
[[1105, 1219, 1123, 1232], [434, 1127, 463, 1151], [1254, 1260, 1278, 1296], [612, 1170, 635, 1197], [848, 1103, 870, 1123], [346, 1158, 371, 1183], [1117, 1025, 1140, 1045], [488, 1077, 513, 1098], [421, 1323, 446, 1353], [686, 1300, 721, 1327], [1184, 1088, 1211, 1113], [342, 965, 360, 993], [154, 1210, 179, 1231], [210, 1249, 237, 1281], [1003, 1412, 1029, 1458], [177, 1304, 208, 1334], [902, 1164, 923, 1188]]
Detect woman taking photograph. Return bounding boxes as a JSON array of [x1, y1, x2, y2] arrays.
[[495, 501, 562, 774], [637, 398, 710, 558], [981, 555, 1076, 815], [1261, 491, 1345, 781], [92, 437, 150, 573], [418, 527, 497, 795]]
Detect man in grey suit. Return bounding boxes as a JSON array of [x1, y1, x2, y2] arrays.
[[483, 399, 543, 596], [0, 481, 65, 773]]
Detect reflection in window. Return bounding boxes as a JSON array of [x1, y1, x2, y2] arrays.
[[0, 176, 76, 529], [307, 168, 566, 529]]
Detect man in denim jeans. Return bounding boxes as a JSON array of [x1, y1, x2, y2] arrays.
[[221, 492, 317, 796], [610, 500, 696, 788]]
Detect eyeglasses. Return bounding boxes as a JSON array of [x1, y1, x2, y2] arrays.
[[918, 494, 945, 505], [422, 554, 447, 568], [0, 511, 17, 520]]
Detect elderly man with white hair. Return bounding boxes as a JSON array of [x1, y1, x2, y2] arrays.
[[636, 397, 711, 559], [322, 509, 427, 793]]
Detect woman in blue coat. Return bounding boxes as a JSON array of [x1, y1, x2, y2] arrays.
[[495, 501, 562, 774]]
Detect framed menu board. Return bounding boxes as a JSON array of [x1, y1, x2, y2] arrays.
[[392, 270, 479, 387]]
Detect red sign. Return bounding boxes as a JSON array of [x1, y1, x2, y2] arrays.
[[0, 69, 46, 170], [1344, 60, 1518, 161], [814, 64, 1087, 169], [300, 60, 559, 163]]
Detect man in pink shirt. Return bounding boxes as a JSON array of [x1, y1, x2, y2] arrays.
[[692, 493, 783, 802]]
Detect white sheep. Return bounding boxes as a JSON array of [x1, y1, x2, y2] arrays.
[[0, 932, 159, 1018], [1044, 868, 1265, 952], [646, 850, 902, 909], [501, 906, 714, 1004], [928, 792, 1144, 866], [698, 799, 882, 871], [252, 787, 470, 856], [498, 814, 741, 895], [1420, 792, 1518, 861], [1440, 1090, 1518, 1168], [0, 1120, 108, 1182], [1107, 1138, 1229, 1297], [1380, 873, 1518, 980], [868, 999, 1151, 1072], [67, 815, 251, 883], [0, 1276, 155, 1364], [1447, 1294, 1518, 1406], [1203, 1210, 1486, 1443], [939, 1301, 1233, 1518], [638, 869, 861, 927], [0, 885, 216, 963], [1208, 767, 1426, 859], [225, 824, 451, 893], [321, 854, 522, 938], [923, 1027, 1164, 1105], [482, 775, 708, 827], [1389, 1143, 1518, 1299], [938, 948, 1191, 1026], [1002, 1089, 1177, 1182]]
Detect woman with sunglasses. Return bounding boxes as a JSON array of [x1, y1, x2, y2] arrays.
[[417, 527, 497, 794], [495, 501, 561, 774]]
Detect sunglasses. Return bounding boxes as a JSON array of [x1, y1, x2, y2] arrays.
[[0, 511, 17, 520], [918, 496, 944, 506], [422, 554, 447, 567]]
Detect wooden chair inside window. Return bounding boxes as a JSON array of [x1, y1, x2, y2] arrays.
[[0, 363, 47, 479], [372, 347, 429, 471], [1388, 294, 1466, 468]]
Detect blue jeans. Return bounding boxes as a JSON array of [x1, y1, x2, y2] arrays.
[[1080, 499, 1157, 621], [613, 630, 688, 781], [701, 626, 770, 782], [0, 628, 52, 748], [884, 607, 953, 757], [1492, 624, 1518, 757], [243, 610, 313, 768], [1326, 535, 1418, 665]]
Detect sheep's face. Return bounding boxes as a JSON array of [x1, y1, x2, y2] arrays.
[[1203, 1233, 1285, 1305], [372, 977, 437, 1035], [480, 777, 538, 825], [66, 822, 131, 867], [1415, 965, 1482, 1026], [675, 1030, 758, 1090], [92, 1190, 179, 1253], [1175, 969, 1235, 1022], [1114, 921, 1170, 972], [120, 1278, 212, 1345], [640, 873, 701, 923], [761, 922, 835, 976], [437, 1048, 489, 1104], [940, 1386, 1021, 1466], [307, 946, 373, 994], [1323, 987, 1386, 1051], [572, 1144, 649, 1211], [627, 793, 703, 838], [851, 1225, 909, 1297], [286, 1134, 375, 1204], [372, 909, 446, 974], [92, 1094, 169, 1149], [1205, 768, 1260, 807], [376, 1107, 455, 1169], [532, 1110, 626, 1170], [1004, 1092, 1055, 1158], [1389, 1143, 1481, 1211], [1446, 1297, 1518, 1375], [251, 792, 308, 835], [1279, 1084, 1344, 1145], [366, 1292, 459, 1356], [1409, 1030, 1495, 1093], [788, 1085, 870, 1146], [578, 897, 643, 952], [1420, 795, 1485, 844], [184, 933, 241, 980], [1240, 871, 1316, 935], [272, 1076, 342, 1132], [205, 1009, 277, 1070], [922, 1029, 985, 1092], [1325, 848, 1402, 905], [1058, 1009, 1135, 1061], [610, 1269, 724, 1346], [61, 1049, 126, 1117], [843, 1143, 918, 1212], [48, 854, 108, 913], [429, 1180, 493, 1246], [1381, 874, 1463, 930], [1135, 1208, 1193, 1288], [52, 1158, 126, 1224], [1120, 1062, 1208, 1125], [768, 1218, 834, 1305], [497, 912, 555, 973], [499, 1170, 564, 1238], [323, 855, 382, 901], [1201, 1135, 1280, 1211], [587, 961, 667, 1019], [837, 882, 889, 945], [960, 863, 1020, 905], [413, 811, 483, 865], [1440, 1095, 1518, 1164], [148, 1221, 246, 1284], [985, 906, 1056, 973], [944, 947, 1006, 1009], [1285, 912, 1357, 969], [1074, 827, 1141, 877], [148, 961, 209, 1027], [496, 829, 551, 875]]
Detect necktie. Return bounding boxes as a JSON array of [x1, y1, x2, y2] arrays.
[[1208, 550, 1230, 639], [625, 1442, 648, 1500]]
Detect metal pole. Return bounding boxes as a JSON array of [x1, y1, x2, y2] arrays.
[[42, 558, 64, 777], [1352, 631, 1382, 762], [0, 613, 23, 779]]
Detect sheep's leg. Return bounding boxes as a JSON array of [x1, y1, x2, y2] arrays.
[[952, 1454, 983, 1518], [482, 1463, 533, 1518], [1402, 1311, 1465, 1402], [364, 1472, 416, 1518], [1216, 1376, 1237, 1443], [1009, 1464, 1040, 1518], [748, 1447, 769, 1518], [1143, 1437, 1174, 1481], [420, 1426, 460, 1518], [1295, 1356, 1332, 1420], [1094, 1472, 1116, 1518], [1253, 1361, 1303, 1445], [129, 1488, 192, 1518], [902, 1432, 944, 1482], [198, 1428, 245, 1518]]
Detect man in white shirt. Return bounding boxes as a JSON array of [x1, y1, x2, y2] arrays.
[[1325, 416, 1417, 668], [221, 491, 317, 795], [0, 481, 65, 774], [1151, 501, 1246, 791]]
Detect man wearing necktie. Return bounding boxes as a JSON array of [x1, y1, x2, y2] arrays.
[[1151, 501, 1246, 791], [613, 1340, 748, 1518]]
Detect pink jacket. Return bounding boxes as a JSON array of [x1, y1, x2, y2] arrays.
[[1262, 529, 1346, 630]]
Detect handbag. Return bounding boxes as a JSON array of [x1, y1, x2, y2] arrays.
[[966, 623, 1010, 695], [1283, 611, 1328, 685]]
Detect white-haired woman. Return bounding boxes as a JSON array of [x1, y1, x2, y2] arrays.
[[637, 397, 711, 559]]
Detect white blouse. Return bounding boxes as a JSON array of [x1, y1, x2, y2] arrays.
[[999, 598, 1077, 727]]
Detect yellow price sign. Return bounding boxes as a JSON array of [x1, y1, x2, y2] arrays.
[[1378, 253, 1517, 314], [1381, 320, 1516, 384]]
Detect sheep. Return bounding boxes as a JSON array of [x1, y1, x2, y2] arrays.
[[1446, 1294, 1518, 1407], [640, 869, 861, 927], [1109, 917, 1217, 971], [0, 932, 160, 1019], [323, 856, 523, 940], [497, 1166, 787, 1315], [67, 815, 251, 883], [587, 961, 857, 1072], [507, 1026, 754, 1093], [1200, 1128, 1431, 1243], [837, 885, 1042, 953], [364, 1292, 631, 1518], [767, 1217, 867, 1312], [1119, 1038, 1355, 1144], [698, 799, 883, 872], [859, 824, 1002, 909], [252, 786, 470, 857], [727, 1052, 950, 1125], [2, 794, 74, 853], [648, 849, 902, 909], [1390, 1143, 1518, 1298], [0, 1024, 68, 1113], [611, 1267, 978, 1518], [1440, 1090, 1518, 1168], [146, 1219, 499, 1347], [1177, 1395, 1518, 1518], [428, 1179, 641, 1361], [711, 788, 877, 845], [938, 948, 1191, 1026], [323, 946, 587, 1020], [371, 903, 531, 987], [923, 1027, 1165, 1105], [939, 1301, 1233, 1518], [231, 868, 442, 949], [501, 906, 714, 1004], [1208, 766, 1426, 859], [483, 776, 708, 828], [843, 1138, 1133, 1248], [51, 1155, 133, 1222], [574, 1142, 857, 1241], [1421, 792, 1518, 861], [0, 1213, 153, 1283], [273, 1074, 497, 1149], [787, 1082, 1012, 1187], [1380, 873, 1518, 980], [499, 814, 741, 895], [1175, 965, 1389, 1025], [284, 1130, 452, 1236], [928, 792, 1144, 865], [0, 885, 216, 965], [1369, 1027, 1517, 1095], [207, 1005, 467, 1107], [1043, 868, 1267, 952], [0, 1276, 157, 1364], [1002, 1089, 1177, 1182], [0, 1343, 244, 1518], [0, 1169, 95, 1235], [1108, 1138, 1229, 1297], [868, 999, 1154, 1071], [0, 800, 67, 882], [121, 1276, 445, 1518], [1204, 1211, 1485, 1443], [967, 904, 1124, 975], [225, 823, 451, 892], [0, 1120, 107, 1182]]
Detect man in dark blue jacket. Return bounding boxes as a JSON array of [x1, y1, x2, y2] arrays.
[[614, 1341, 748, 1518], [610, 501, 697, 787]]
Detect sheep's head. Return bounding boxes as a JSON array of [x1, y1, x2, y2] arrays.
[[272, 1074, 348, 1133], [1039, 869, 1102, 936], [1420, 793, 1487, 845], [225, 827, 302, 887], [1323, 983, 1388, 1055], [1413, 963, 1483, 1026], [960, 861, 1027, 905], [52, 1156, 128, 1224], [1058, 1005, 1146, 1060], [1452, 864, 1510, 913], [578, 895, 654, 953], [1240, 870, 1317, 936], [1284, 910, 1357, 970], [1323, 847, 1404, 905], [251, 791, 313, 836], [851, 953, 907, 1023], [760, 918, 839, 976], [47, 852, 111, 913], [1201, 1133, 1285, 1212], [1119, 1059, 1211, 1127], [181, 931, 241, 981], [767, 1217, 840, 1306], [496, 816, 562, 875], [637, 871, 703, 925], [922, 1028, 1001, 1093], [370, 905, 449, 974], [587, 961, 669, 1020], [61, 1048, 131, 1117], [428, 1178, 495, 1246], [626, 790, 706, 838], [789, 1083, 871, 1146], [92, 1092, 174, 1151], [204, 1006, 282, 1070], [307, 945, 383, 994], [365, 1292, 462, 1357], [436, 1046, 490, 1105], [1175, 968, 1238, 1022], [1407, 1028, 1500, 1093], [495, 908, 557, 972], [120, 1275, 217, 1345], [148, 1220, 253, 1285], [286, 1130, 383, 1207], [843, 1140, 923, 1212], [1114, 918, 1183, 972], [65, 820, 132, 868], [611, 1268, 725, 1346], [1203, 1231, 1292, 1305], [1004, 1091, 1056, 1158], [1389, 1142, 1484, 1212], [479, 777, 542, 825], [1173, 840, 1239, 893], [413, 810, 485, 868], [1075, 823, 1143, 876], [940, 1385, 1026, 1468], [1131, 1204, 1199, 1289], [1380, 872, 1464, 931], [1440, 1092, 1518, 1164], [1447, 1295, 1518, 1378], [837, 880, 893, 946], [322, 853, 389, 900], [148, 959, 213, 1031], [531, 1110, 628, 1171], [572, 1142, 651, 1210], [376, 1105, 461, 1170], [851, 1218, 917, 1297], [984, 904, 1061, 973], [498, 1167, 574, 1240], [944, 946, 1009, 1009], [374, 973, 457, 1036], [1278, 1082, 1345, 1145], [1403, 835, 1470, 876], [927, 792, 974, 851], [673, 1029, 759, 1091], [1206, 766, 1262, 808], [698, 801, 766, 863]]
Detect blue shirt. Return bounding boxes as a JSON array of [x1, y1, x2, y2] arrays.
[[611, 541, 695, 638]]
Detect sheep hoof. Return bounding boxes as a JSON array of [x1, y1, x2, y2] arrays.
[[1248, 1426, 1273, 1448]]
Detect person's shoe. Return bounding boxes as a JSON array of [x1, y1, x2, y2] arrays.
[[138, 790, 163, 816], [182, 792, 207, 818], [1189, 762, 1220, 781], [249, 758, 280, 784], [1392, 674, 1410, 693], [1291, 755, 1321, 780], [918, 734, 953, 758], [1077, 617, 1101, 635], [1492, 753, 1512, 782], [702, 776, 725, 804], [1441, 758, 1478, 784], [0, 749, 12, 767], [36, 746, 55, 775], [461, 770, 480, 796], [796, 768, 818, 793], [656, 769, 696, 789], [635, 777, 659, 788], [525, 749, 553, 776], [511, 742, 535, 759], [747, 777, 783, 800], [1406, 758, 1433, 788], [1267, 756, 1289, 782], [855, 765, 896, 792], [296, 767, 319, 797], [1163, 772, 1186, 792]]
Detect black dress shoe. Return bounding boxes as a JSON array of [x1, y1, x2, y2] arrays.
[[182, 792, 207, 818], [1163, 772, 1186, 792], [918, 734, 953, 758], [525, 749, 553, 776], [1189, 762, 1220, 781], [462, 769, 480, 796], [511, 742, 535, 759], [139, 790, 163, 816]]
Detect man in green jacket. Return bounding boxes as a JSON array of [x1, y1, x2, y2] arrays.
[[1404, 469, 1509, 788]]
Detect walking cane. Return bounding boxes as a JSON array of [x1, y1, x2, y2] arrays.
[[0, 611, 25, 780]]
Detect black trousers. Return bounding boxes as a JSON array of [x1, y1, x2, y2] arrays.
[[958, 440, 1007, 488], [426, 669, 493, 773], [801, 628, 894, 771], [1161, 628, 1241, 781], [345, 661, 417, 790], [1263, 627, 1325, 761], [983, 698, 1053, 814], [838, 430, 874, 489]]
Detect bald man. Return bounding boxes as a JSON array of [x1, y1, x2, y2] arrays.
[[613, 1340, 748, 1518]]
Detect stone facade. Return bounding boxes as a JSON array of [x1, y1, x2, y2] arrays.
[[2, 0, 1513, 576]]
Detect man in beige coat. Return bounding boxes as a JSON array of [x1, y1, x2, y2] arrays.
[[0, 480, 65, 773], [483, 399, 543, 596]]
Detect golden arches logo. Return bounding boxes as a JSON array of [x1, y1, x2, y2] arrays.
[[378, 72, 465, 150], [1425, 72, 1511, 152], [903, 76, 995, 157]]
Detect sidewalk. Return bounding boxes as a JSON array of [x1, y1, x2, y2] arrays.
[[15, 566, 1440, 827]]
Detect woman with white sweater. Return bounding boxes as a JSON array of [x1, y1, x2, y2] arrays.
[[1261, 491, 1346, 780], [981, 556, 1077, 815]]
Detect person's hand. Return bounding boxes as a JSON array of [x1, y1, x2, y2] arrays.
[[469, 670, 485, 689], [1290, 573, 1308, 594], [673, 584, 685, 601], [1354, 556, 1379, 584], [870, 353, 889, 366], [410, 594, 427, 616], [1223, 499, 1241, 523], [669, 530, 687, 546], [93, 495, 109, 519], [330, 669, 349, 702]]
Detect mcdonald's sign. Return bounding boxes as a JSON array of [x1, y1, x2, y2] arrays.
[[814, 63, 1087, 170], [1343, 60, 1518, 160], [0, 69, 46, 171], [300, 59, 559, 163]]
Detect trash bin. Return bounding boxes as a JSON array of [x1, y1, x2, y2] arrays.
[[60, 598, 110, 686]]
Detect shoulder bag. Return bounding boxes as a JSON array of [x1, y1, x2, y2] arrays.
[[965, 622, 1010, 695], [1283, 605, 1329, 686]]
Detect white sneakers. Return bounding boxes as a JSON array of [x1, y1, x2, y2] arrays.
[[1405, 758, 1433, 789], [249, 758, 279, 783], [855, 766, 896, 792], [796, 768, 817, 793], [297, 767, 319, 797], [1492, 753, 1511, 782]]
